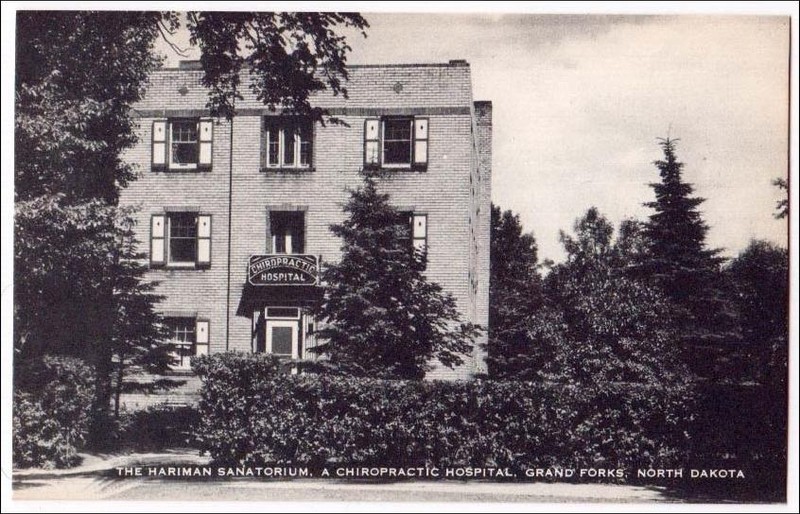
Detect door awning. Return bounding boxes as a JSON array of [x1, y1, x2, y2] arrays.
[[236, 284, 322, 317]]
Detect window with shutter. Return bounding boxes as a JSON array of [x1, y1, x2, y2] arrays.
[[151, 212, 212, 269], [363, 117, 429, 171], [153, 118, 213, 172]]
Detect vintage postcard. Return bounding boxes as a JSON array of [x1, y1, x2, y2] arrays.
[[2, 2, 797, 511]]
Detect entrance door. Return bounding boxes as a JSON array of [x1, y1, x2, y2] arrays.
[[266, 319, 299, 358]]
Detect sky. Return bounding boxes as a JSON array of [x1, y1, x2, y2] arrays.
[[155, 8, 791, 263]]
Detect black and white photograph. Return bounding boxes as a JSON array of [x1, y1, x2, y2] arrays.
[[2, 2, 797, 511]]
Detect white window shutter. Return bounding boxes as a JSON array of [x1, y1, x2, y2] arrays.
[[413, 118, 429, 166], [197, 215, 211, 266], [413, 214, 427, 238], [195, 319, 209, 357], [152, 121, 167, 171], [196, 319, 209, 344], [412, 213, 428, 262], [198, 120, 213, 169], [364, 118, 380, 166], [415, 118, 428, 139], [151, 214, 166, 266]]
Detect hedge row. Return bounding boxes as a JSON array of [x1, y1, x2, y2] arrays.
[[193, 353, 692, 473]]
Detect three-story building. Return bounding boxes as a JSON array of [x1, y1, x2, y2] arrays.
[[120, 59, 491, 393]]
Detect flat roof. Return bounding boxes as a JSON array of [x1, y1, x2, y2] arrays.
[[158, 59, 470, 72]]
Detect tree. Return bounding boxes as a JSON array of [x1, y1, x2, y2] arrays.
[[543, 208, 687, 386], [641, 138, 738, 351], [726, 240, 789, 386], [186, 12, 368, 121], [13, 197, 174, 444], [311, 172, 481, 379], [15, 11, 174, 447], [108, 213, 174, 419], [487, 205, 548, 378], [15, 11, 168, 203], [15, 11, 370, 446]]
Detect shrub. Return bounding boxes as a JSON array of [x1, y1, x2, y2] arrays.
[[13, 355, 94, 469], [117, 404, 200, 450], [193, 353, 692, 476]]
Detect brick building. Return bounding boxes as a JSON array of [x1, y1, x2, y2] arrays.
[[120, 59, 491, 401]]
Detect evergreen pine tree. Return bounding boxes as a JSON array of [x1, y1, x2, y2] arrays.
[[642, 138, 738, 353], [487, 205, 548, 378], [311, 172, 481, 379], [109, 212, 174, 420]]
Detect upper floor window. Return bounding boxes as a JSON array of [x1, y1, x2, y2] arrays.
[[171, 121, 198, 166], [364, 117, 428, 170], [168, 213, 199, 263], [263, 118, 313, 170], [268, 211, 305, 254], [383, 118, 413, 166], [152, 119, 213, 171], [150, 212, 212, 268]]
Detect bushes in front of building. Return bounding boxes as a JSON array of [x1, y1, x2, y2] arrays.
[[13, 356, 95, 469], [116, 404, 200, 450], [193, 353, 692, 474]]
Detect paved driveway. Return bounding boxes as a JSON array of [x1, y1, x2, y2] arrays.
[[15, 475, 673, 503]]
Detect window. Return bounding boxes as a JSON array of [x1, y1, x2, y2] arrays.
[[266, 307, 300, 319], [168, 213, 197, 263], [268, 211, 305, 254], [383, 118, 413, 165], [150, 213, 211, 268], [167, 318, 195, 369], [152, 119, 213, 171], [171, 121, 198, 165], [263, 118, 313, 169], [364, 117, 428, 170], [166, 318, 209, 369]]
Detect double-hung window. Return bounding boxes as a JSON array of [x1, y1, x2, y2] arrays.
[[150, 212, 212, 268], [152, 119, 213, 171], [263, 118, 313, 170], [364, 117, 428, 170], [166, 317, 210, 370]]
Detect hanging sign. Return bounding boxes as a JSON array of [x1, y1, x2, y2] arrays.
[[248, 255, 319, 286]]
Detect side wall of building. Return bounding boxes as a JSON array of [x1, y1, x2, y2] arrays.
[[473, 101, 493, 375]]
